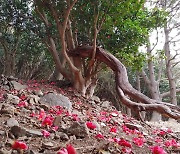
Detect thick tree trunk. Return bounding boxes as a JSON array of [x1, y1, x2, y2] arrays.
[[35, 0, 96, 97], [70, 46, 180, 120], [164, 25, 177, 106], [146, 38, 162, 121], [3, 53, 16, 77], [136, 72, 145, 120], [49, 66, 63, 81]]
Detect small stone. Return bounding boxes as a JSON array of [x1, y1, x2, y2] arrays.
[[89, 100, 96, 105], [12, 150, 19, 154], [69, 135, 76, 140], [42, 142, 54, 148], [101, 101, 110, 108], [29, 98, 36, 105], [0, 148, 11, 154], [74, 93, 81, 97], [6, 94, 20, 104], [33, 90, 43, 96], [67, 122, 89, 138], [29, 95, 40, 104], [39, 93, 72, 110], [111, 117, 123, 125], [11, 81, 27, 90], [10, 126, 26, 138], [0, 105, 15, 115], [100, 122, 106, 127], [56, 132, 69, 141], [21, 108, 30, 114], [53, 116, 62, 127], [6, 118, 19, 127], [91, 96, 100, 103], [25, 128, 43, 137], [27, 150, 37, 154], [125, 123, 143, 131], [0, 130, 5, 135], [111, 112, 118, 117], [92, 121, 101, 131]]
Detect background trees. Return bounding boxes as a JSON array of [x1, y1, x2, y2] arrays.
[[0, 0, 53, 79], [138, 0, 180, 121]]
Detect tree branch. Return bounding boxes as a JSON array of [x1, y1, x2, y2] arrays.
[[157, 59, 163, 82], [70, 46, 180, 120], [161, 88, 180, 98], [141, 70, 150, 85]]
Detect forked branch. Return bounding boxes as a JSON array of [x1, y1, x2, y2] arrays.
[[70, 46, 180, 120]]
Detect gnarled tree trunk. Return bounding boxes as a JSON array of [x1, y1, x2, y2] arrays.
[[70, 46, 180, 120], [141, 37, 162, 121]]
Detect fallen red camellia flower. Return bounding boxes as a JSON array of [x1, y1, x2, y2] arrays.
[[19, 94, 27, 100], [150, 146, 167, 154], [86, 121, 96, 130], [57, 144, 76, 154], [17, 101, 28, 107], [95, 133, 104, 139], [133, 137, 145, 147], [12, 141, 28, 150], [41, 130, 50, 137], [66, 144, 77, 154], [110, 127, 117, 133], [164, 139, 179, 148], [57, 148, 68, 154], [41, 116, 54, 126], [118, 138, 132, 148]]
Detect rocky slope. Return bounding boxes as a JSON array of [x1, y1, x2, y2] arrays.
[[0, 78, 180, 154]]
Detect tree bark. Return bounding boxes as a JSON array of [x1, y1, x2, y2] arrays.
[[136, 72, 146, 120], [164, 24, 178, 106], [49, 66, 63, 81], [70, 46, 180, 120], [146, 38, 162, 121]]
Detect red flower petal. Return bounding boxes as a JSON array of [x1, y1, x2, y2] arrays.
[[86, 122, 96, 130], [133, 137, 145, 147], [42, 130, 50, 137], [110, 127, 117, 133], [158, 130, 166, 136], [150, 146, 167, 154], [41, 116, 53, 126], [118, 139, 132, 148], [66, 144, 77, 154], [12, 141, 28, 150], [95, 133, 104, 139], [17, 101, 28, 107], [57, 148, 68, 154], [19, 94, 27, 100], [121, 147, 132, 153], [164, 139, 178, 148]]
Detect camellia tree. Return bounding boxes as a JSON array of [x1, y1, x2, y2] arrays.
[[26, 0, 180, 120]]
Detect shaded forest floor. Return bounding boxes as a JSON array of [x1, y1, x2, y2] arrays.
[[0, 79, 180, 154]]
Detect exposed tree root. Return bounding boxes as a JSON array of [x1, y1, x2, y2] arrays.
[[70, 46, 180, 120]]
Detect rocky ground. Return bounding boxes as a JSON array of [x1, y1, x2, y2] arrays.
[[0, 77, 180, 154]]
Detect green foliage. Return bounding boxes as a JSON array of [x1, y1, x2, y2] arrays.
[[0, 0, 168, 78], [0, 0, 53, 78], [31, 0, 168, 71], [96, 1, 167, 69], [0, 0, 32, 32]]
